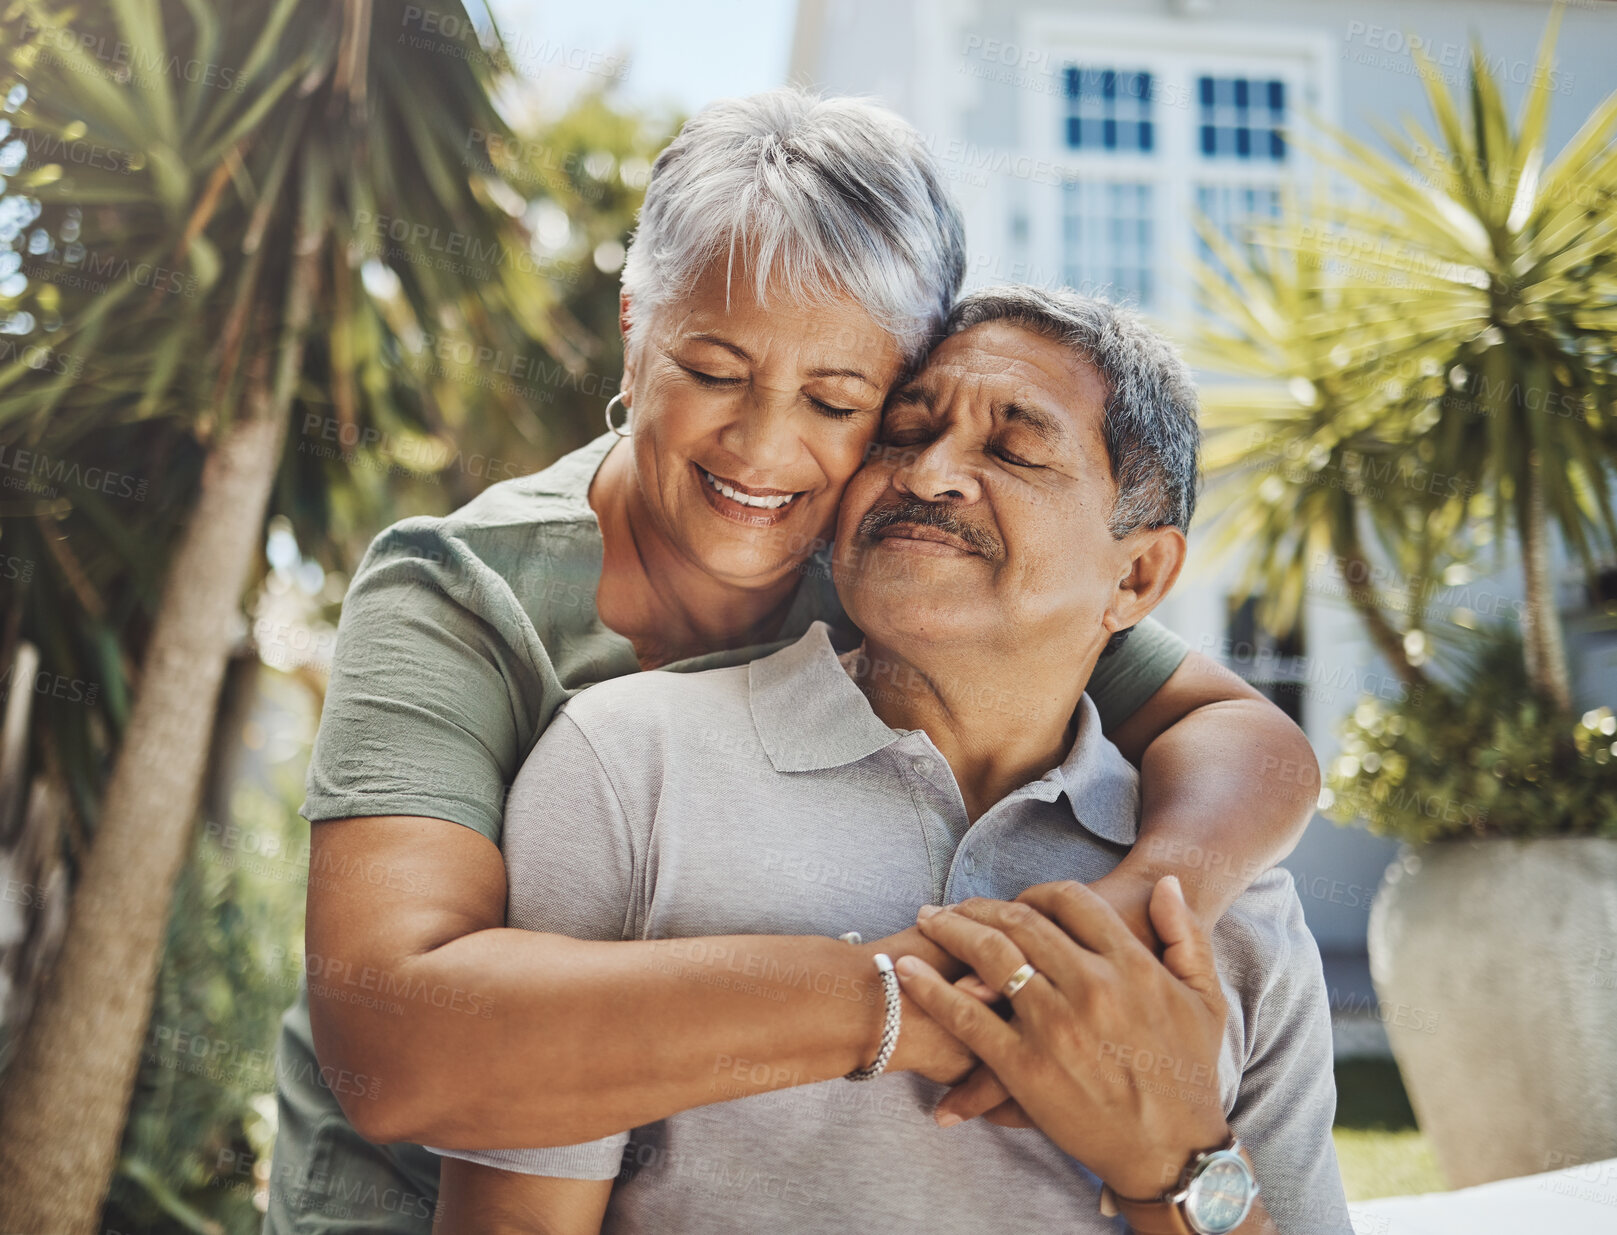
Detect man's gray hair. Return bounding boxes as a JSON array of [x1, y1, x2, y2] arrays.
[[945, 286, 1201, 536], [620, 88, 965, 366]]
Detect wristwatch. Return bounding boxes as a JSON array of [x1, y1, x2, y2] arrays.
[[1100, 1135, 1258, 1234]]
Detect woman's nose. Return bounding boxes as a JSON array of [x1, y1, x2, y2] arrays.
[[717, 388, 799, 473]]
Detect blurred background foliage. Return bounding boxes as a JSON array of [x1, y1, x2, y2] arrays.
[[1196, 12, 1617, 841], [1200, 12, 1617, 691], [1324, 625, 1617, 844], [0, 1, 674, 1228]]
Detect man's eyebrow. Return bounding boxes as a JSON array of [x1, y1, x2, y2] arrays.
[[1000, 399, 1070, 446], [684, 332, 756, 364]]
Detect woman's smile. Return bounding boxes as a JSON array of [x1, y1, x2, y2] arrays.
[[693, 460, 808, 526]]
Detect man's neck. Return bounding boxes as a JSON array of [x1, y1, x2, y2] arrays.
[[591, 441, 803, 668], [851, 637, 1095, 823]]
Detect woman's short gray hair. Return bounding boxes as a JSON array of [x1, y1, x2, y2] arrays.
[[945, 285, 1201, 536], [620, 88, 965, 366]]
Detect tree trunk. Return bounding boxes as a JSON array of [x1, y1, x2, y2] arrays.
[[1338, 536, 1428, 690], [0, 226, 323, 1234], [1518, 450, 1572, 714]]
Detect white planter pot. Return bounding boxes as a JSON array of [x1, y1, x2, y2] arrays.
[[1368, 837, 1617, 1188]]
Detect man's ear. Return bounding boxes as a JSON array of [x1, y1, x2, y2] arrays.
[[1102, 526, 1187, 635]]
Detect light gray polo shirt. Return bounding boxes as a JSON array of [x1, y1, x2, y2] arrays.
[[432, 621, 1352, 1235]]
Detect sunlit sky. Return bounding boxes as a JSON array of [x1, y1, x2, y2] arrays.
[[487, 0, 798, 118]]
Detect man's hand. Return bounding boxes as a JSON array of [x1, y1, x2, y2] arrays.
[[897, 876, 1232, 1200], [930, 876, 1158, 1128]]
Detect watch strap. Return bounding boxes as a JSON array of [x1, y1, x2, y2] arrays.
[[1102, 1185, 1197, 1234], [1098, 1136, 1254, 1235]]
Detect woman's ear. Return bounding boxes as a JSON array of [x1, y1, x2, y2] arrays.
[[1102, 526, 1187, 635], [619, 290, 638, 397]]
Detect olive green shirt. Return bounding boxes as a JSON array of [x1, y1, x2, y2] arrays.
[[265, 431, 1191, 1234]]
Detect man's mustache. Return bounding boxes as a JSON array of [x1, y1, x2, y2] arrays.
[[854, 497, 1004, 559]]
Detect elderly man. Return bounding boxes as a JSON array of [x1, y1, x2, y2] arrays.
[[430, 286, 1351, 1235]]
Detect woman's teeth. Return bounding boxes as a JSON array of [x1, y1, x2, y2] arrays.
[[701, 468, 799, 510]]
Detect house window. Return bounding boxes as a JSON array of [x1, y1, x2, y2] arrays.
[[1064, 66, 1154, 152], [1198, 76, 1287, 161], [1194, 182, 1284, 262], [1063, 179, 1154, 307]]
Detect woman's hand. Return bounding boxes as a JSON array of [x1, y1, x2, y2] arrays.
[[1085, 869, 1162, 952], [896, 877, 1232, 1201], [863, 925, 992, 1085]]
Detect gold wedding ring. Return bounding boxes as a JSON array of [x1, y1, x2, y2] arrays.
[[1001, 962, 1037, 999]]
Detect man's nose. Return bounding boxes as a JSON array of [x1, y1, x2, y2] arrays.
[[891, 436, 981, 505]]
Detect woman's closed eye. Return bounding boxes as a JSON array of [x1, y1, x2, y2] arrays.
[[808, 395, 859, 420], [676, 362, 856, 416], [679, 364, 744, 388]]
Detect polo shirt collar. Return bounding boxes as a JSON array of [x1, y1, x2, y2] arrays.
[[1028, 693, 1140, 847], [748, 623, 1140, 847], [749, 622, 903, 772]]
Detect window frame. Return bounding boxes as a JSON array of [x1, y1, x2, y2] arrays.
[[1019, 14, 1336, 333]]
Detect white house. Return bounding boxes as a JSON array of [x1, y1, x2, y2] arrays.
[[789, 0, 1617, 1055]]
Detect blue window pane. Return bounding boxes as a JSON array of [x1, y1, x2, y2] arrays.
[[1236, 127, 1251, 158], [1066, 63, 1156, 155], [1234, 78, 1249, 108], [1201, 124, 1216, 155], [1268, 80, 1285, 111], [1199, 76, 1214, 106], [1270, 129, 1286, 159]]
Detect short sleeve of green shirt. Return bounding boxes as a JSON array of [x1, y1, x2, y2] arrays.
[[299, 435, 642, 845], [1084, 617, 1190, 733], [301, 518, 554, 843]]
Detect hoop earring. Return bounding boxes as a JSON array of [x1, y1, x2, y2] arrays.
[[604, 392, 632, 438]]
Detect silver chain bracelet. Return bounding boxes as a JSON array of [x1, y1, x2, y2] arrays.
[[844, 944, 901, 1082]]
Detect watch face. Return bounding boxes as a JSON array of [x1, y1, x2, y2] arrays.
[[1183, 1153, 1256, 1234]]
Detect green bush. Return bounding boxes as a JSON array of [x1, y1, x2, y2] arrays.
[[1324, 630, 1617, 844]]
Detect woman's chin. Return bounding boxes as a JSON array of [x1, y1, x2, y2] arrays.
[[683, 534, 814, 590]]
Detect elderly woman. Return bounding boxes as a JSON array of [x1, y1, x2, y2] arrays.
[[266, 89, 1319, 1235]]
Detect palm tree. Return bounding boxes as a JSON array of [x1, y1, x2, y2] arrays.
[[1201, 7, 1617, 711], [0, 3, 575, 1230], [1193, 226, 1448, 688]]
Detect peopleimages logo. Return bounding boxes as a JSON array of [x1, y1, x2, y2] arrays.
[[0, 444, 148, 501]]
